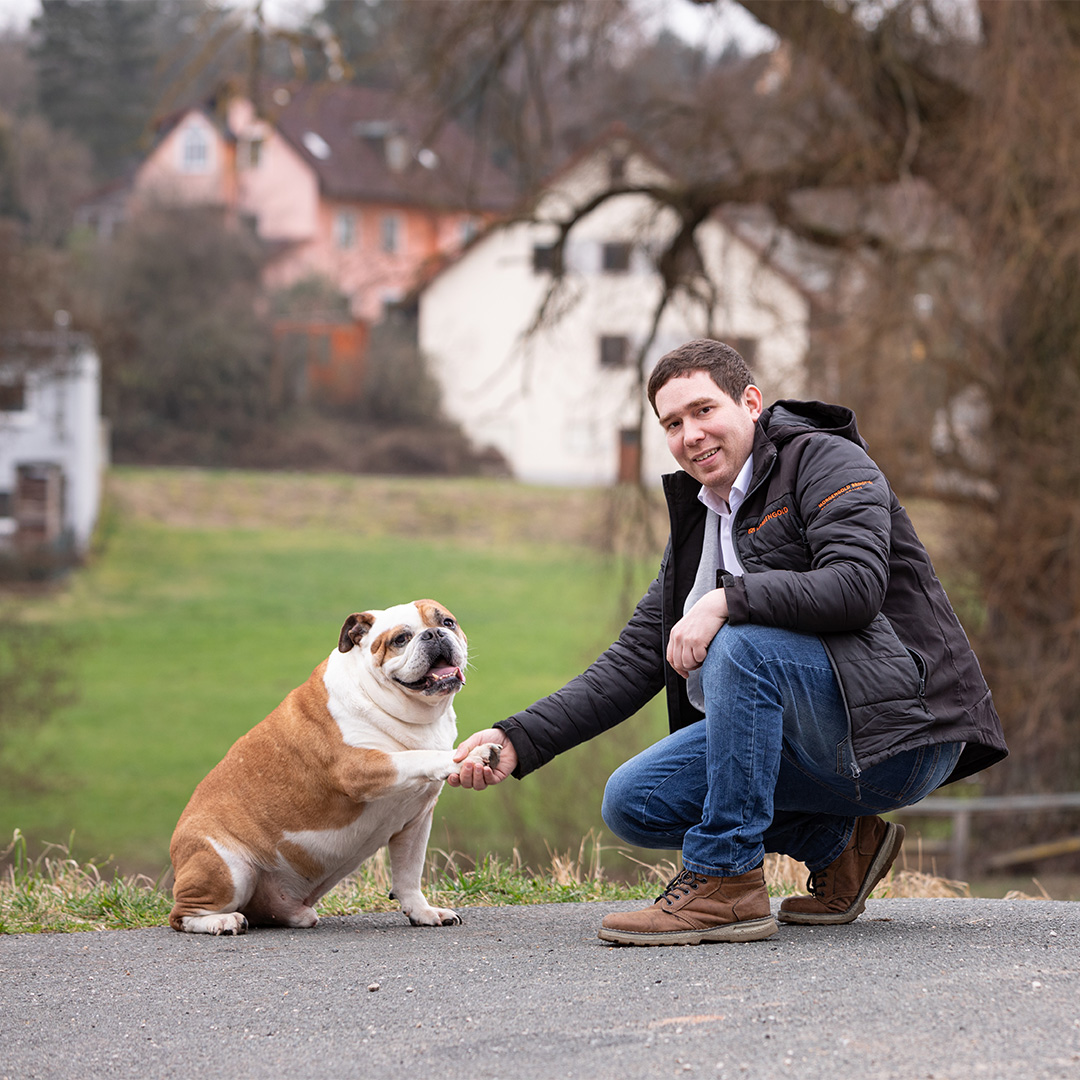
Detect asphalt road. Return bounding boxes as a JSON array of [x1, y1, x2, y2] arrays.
[[2, 898, 1078, 1080]]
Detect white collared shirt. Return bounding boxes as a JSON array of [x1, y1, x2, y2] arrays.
[[697, 453, 753, 578]]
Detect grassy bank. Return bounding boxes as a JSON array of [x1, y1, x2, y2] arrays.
[[3, 467, 1042, 931], [1, 468, 668, 878]]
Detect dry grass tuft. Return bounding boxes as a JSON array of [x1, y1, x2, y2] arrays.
[[766, 850, 973, 899]]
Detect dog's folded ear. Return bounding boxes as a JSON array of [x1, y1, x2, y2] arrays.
[[339, 612, 376, 653]]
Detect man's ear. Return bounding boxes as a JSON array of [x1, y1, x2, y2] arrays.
[[744, 384, 764, 421], [339, 612, 376, 653]]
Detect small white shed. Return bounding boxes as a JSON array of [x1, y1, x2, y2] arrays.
[[0, 332, 107, 564]]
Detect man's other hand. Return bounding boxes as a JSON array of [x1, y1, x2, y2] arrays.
[[666, 588, 729, 678]]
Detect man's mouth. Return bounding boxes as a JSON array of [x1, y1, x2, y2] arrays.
[[693, 447, 721, 464]]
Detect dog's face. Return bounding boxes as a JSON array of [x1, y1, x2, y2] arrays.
[[338, 600, 467, 707]]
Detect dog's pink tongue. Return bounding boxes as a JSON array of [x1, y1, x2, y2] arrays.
[[433, 665, 465, 685]]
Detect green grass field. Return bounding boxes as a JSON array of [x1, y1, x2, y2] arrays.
[[1, 469, 669, 880]]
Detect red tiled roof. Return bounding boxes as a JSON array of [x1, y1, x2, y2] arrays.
[[263, 83, 518, 212]]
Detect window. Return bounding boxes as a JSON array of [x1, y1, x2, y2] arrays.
[[239, 136, 263, 169], [532, 243, 558, 274], [618, 426, 641, 485], [733, 337, 759, 366], [180, 122, 211, 173], [334, 210, 357, 249], [601, 242, 632, 273], [311, 333, 331, 369], [0, 378, 26, 412], [460, 217, 479, 245], [381, 213, 402, 254], [599, 335, 630, 369]]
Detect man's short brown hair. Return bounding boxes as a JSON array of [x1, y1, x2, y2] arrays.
[[647, 339, 754, 413]]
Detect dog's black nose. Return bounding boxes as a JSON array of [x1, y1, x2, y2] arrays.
[[419, 628, 437, 642]]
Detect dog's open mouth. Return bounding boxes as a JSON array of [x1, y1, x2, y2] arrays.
[[397, 664, 466, 695]]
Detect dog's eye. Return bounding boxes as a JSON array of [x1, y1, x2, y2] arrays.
[[392, 632, 412, 648], [441, 617, 456, 629]]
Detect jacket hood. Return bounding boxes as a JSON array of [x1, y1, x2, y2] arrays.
[[760, 400, 868, 451]]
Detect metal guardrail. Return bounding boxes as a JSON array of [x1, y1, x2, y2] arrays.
[[890, 794, 1080, 882]]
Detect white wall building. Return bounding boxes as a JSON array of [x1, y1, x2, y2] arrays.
[[0, 333, 107, 560], [418, 134, 810, 487]]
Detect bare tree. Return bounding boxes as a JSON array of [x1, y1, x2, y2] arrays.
[[366, 0, 1080, 798], [728, 0, 1080, 796]]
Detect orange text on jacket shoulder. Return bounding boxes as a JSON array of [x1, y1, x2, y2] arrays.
[[817, 479, 874, 510]]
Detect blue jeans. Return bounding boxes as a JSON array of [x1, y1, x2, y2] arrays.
[[602, 624, 962, 876]]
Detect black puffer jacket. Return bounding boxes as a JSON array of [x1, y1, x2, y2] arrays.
[[496, 400, 1007, 786]]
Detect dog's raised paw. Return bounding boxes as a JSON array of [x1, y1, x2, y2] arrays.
[[466, 742, 501, 770]]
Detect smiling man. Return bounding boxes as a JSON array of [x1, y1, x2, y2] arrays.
[[452, 338, 1007, 947]]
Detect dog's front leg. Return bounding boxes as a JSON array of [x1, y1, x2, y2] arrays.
[[386, 743, 502, 788], [332, 744, 498, 802], [386, 807, 461, 927], [356, 745, 503, 793]]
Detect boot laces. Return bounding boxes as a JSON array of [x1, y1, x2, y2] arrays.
[[806, 868, 829, 898], [656, 868, 707, 905]]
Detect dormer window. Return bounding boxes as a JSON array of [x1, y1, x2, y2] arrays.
[[180, 122, 211, 173], [302, 131, 332, 160], [385, 134, 410, 172]]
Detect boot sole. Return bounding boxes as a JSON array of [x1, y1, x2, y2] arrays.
[[598, 915, 779, 946], [777, 821, 906, 925]]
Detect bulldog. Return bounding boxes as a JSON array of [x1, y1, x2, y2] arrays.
[[169, 599, 500, 935]]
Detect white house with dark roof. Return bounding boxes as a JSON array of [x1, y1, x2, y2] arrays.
[[418, 132, 810, 487]]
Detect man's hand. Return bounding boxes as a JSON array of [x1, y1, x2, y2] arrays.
[[448, 729, 517, 790], [666, 588, 729, 678]]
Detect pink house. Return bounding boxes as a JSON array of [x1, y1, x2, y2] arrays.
[[132, 83, 518, 324]]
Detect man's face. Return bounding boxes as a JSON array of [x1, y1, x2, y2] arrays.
[[654, 371, 763, 499]]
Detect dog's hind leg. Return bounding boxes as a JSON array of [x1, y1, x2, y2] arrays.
[[170, 834, 256, 935], [387, 803, 462, 927]]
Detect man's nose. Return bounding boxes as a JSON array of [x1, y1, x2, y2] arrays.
[[682, 418, 705, 443]]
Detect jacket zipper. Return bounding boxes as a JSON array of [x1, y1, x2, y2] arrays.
[[820, 639, 862, 797]]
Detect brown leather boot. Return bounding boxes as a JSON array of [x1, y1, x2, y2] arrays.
[[778, 816, 905, 925], [598, 866, 778, 946]]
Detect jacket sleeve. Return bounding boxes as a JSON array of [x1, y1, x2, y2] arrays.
[[494, 566, 668, 778], [724, 434, 893, 633]]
